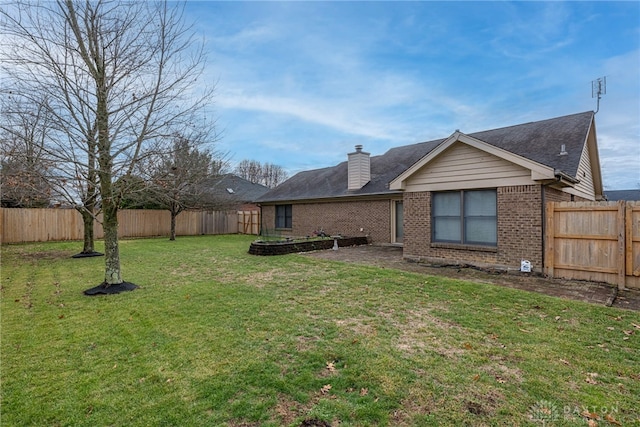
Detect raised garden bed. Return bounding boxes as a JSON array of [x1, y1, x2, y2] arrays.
[[249, 236, 369, 256]]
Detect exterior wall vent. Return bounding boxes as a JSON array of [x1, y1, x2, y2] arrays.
[[348, 145, 370, 190]]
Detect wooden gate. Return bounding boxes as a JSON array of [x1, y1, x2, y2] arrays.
[[544, 201, 640, 289], [238, 210, 260, 235]]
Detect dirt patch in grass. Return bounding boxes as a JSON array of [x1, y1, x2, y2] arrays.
[[462, 388, 505, 417], [303, 245, 640, 311], [17, 249, 74, 261], [272, 394, 309, 425], [391, 308, 467, 358]]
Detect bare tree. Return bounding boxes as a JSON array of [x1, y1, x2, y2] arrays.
[[1, 1, 215, 293], [0, 96, 52, 208], [0, 92, 103, 256], [234, 159, 288, 188], [140, 135, 217, 241], [262, 162, 289, 189]]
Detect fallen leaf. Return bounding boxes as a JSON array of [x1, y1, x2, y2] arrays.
[[582, 410, 599, 419], [359, 388, 368, 396], [472, 374, 480, 381], [605, 414, 622, 426], [607, 326, 615, 331], [631, 322, 640, 329], [559, 358, 570, 366], [58, 314, 64, 319], [554, 316, 561, 321], [463, 342, 473, 350], [585, 376, 598, 385], [320, 384, 332, 394], [326, 361, 336, 372], [587, 420, 597, 427], [623, 330, 633, 335], [495, 376, 506, 384]]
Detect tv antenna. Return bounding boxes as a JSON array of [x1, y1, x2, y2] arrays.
[[591, 76, 606, 114]]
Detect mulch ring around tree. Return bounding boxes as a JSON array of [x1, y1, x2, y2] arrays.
[[84, 281, 138, 296], [71, 251, 104, 258]]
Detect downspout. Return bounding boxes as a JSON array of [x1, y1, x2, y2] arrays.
[[541, 184, 546, 271]]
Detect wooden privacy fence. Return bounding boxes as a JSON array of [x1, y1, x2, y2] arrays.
[[0, 208, 260, 244], [545, 201, 640, 290]]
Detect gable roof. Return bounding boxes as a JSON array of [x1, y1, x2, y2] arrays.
[[605, 189, 640, 201], [257, 111, 597, 203], [204, 174, 269, 203]]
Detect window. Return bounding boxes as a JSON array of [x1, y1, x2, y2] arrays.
[[275, 204, 292, 229], [432, 190, 496, 246]]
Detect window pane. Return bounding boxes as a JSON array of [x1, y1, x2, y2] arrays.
[[433, 192, 461, 242], [434, 192, 460, 216], [395, 201, 404, 242], [434, 217, 461, 241], [464, 190, 496, 245], [465, 217, 497, 244], [464, 190, 496, 216], [285, 205, 292, 228], [276, 205, 292, 228]]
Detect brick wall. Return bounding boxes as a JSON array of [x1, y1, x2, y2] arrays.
[[261, 198, 398, 243], [544, 186, 573, 203], [404, 185, 545, 271], [497, 185, 543, 269]]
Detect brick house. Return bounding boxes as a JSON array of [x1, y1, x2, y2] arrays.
[[256, 111, 604, 272]]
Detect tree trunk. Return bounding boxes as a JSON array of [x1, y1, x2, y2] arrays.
[[80, 207, 95, 254], [102, 201, 122, 285], [95, 60, 122, 285], [170, 208, 177, 241]]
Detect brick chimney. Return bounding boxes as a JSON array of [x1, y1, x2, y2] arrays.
[[348, 145, 370, 190]]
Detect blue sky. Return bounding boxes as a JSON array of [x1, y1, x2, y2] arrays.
[[187, 1, 640, 190]]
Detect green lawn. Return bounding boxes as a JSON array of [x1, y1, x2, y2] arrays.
[[1, 235, 638, 426]]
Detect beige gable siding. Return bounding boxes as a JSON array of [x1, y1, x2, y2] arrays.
[[565, 141, 596, 201], [404, 142, 534, 192]]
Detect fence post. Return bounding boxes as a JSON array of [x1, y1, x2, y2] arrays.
[[544, 202, 555, 277], [626, 202, 633, 278], [617, 201, 627, 290]]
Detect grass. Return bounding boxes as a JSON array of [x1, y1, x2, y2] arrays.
[[1, 235, 639, 426]]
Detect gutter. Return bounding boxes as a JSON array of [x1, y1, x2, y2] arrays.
[[553, 170, 580, 187]]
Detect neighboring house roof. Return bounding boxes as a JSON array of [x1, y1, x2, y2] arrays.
[[257, 111, 600, 203], [605, 189, 640, 201], [205, 174, 269, 204]]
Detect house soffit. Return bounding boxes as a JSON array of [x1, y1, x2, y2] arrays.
[[389, 132, 556, 190]]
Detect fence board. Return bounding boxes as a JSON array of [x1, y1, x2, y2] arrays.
[[545, 201, 639, 290], [627, 202, 640, 288], [1, 208, 256, 244]]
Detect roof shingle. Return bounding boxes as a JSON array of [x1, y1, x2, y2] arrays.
[[257, 111, 594, 203]]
